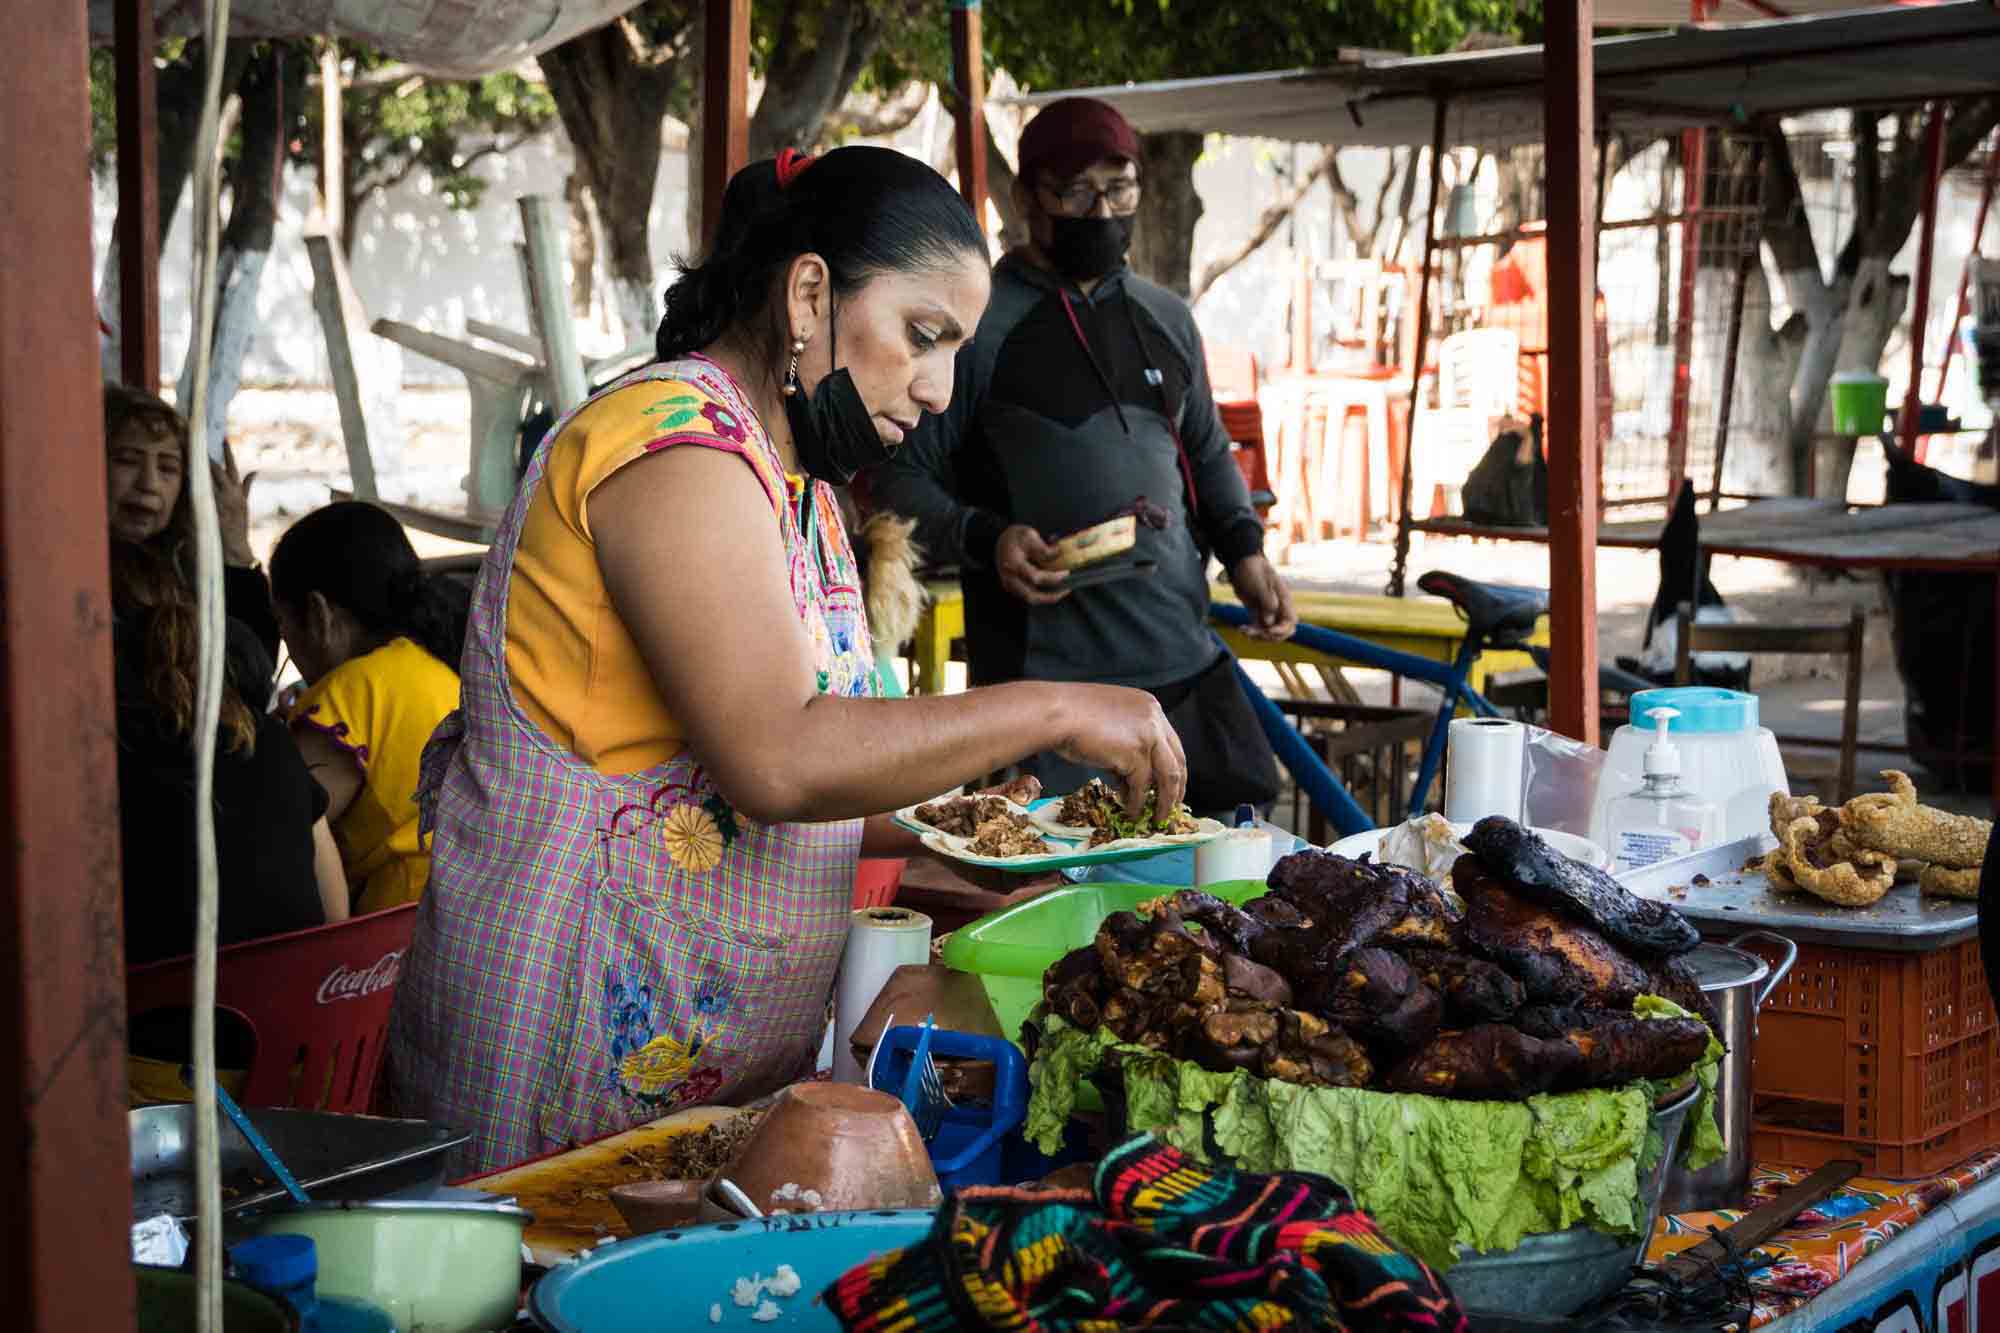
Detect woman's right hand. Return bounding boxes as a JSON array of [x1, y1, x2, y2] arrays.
[[1051, 684, 1187, 817]]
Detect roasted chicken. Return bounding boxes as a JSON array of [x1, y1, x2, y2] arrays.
[[1385, 1025, 1581, 1100], [1265, 850, 1461, 955], [1455, 857, 1653, 1007], [1463, 816, 1700, 958]]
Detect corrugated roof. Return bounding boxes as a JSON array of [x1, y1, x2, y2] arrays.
[[1006, 2, 2000, 148]]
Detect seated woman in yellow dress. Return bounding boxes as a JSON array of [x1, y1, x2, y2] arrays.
[[270, 501, 468, 915]]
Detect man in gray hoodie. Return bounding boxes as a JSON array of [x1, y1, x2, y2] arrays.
[[865, 97, 1295, 813]]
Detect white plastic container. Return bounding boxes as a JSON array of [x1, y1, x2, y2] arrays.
[[1592, 687, 1788, 851], [1604, 707, 1721, 872]]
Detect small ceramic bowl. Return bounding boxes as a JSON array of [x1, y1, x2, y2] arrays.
[[608, 1179, 704, 1236], [719, 1081, 941, 1216]]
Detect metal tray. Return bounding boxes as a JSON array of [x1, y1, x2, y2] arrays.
[[130, 1105, 468, 1222], [1617, 834, 1979, 951]]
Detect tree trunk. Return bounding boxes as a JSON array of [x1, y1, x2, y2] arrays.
[[1129, 130, 1204, 298], [1796, 255, 1906, 498], [565, 173, 598, 319], [539, 22, 680, 343], [1703, 263, 1804, 497], [176, 46, 294, 460], [747, 0, 884, 162]]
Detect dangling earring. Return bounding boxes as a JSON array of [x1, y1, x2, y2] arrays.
[[782, 335, 806, 397]]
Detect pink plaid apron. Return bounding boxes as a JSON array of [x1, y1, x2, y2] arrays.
[[387, 357, 872, 1175]]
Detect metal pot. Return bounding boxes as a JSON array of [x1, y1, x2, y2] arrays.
[[1660, 930, 1797, 1213], [242, 1198, 531, 1333]]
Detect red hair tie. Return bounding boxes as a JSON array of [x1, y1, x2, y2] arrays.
[[775, 148, 818, 189]]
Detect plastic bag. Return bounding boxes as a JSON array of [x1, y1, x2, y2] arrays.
[[132, 1213, 190, 1267], [1521, 724, 1610, 839]]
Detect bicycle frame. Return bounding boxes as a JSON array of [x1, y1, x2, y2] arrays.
[[1210, 603, 1501, 838]]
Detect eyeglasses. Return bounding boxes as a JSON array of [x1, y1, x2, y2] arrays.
[[1040, 177, 1141, 216]]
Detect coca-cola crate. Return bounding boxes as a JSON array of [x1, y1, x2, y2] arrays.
[[1743, 934, 2000, 1177]]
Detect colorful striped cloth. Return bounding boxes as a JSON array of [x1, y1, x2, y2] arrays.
[[826, 1134, 1466, 1332], [1646, 1149, 2000, 1327]]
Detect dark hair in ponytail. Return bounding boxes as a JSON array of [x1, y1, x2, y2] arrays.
[[656, 145, 987, 367], [269, 501, 470, 671]]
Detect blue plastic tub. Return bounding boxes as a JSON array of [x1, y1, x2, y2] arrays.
[[870, 1026, 1026, 1191], [529, 1211, 933, 1332]]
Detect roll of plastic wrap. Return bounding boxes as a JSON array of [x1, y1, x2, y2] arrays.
[[1194, 827, 1273, 885], [1444, 717, 1527, 824], [832, 906, 932, 1084]]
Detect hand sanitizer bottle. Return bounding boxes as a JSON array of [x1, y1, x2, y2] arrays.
[[1607, 706, 1720, 872]]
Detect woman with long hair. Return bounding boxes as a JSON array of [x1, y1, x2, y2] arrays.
[[110, 540, 346, 965], [270, 500, 468, 916], [387, 146, 1185, 1173]]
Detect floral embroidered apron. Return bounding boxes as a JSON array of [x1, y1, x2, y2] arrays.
[[387, 357, 874, 1176]]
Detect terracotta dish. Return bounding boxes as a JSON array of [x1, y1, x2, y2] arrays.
[[608, 1179, 704, 1236], [847, 964, 1006, 1060], [720, 1082, 941, 1216]]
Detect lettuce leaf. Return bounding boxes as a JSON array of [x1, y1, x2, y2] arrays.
[[1024, 1001, 1724, 1272]]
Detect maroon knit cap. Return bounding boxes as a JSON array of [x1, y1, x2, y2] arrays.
[[1017, 97, 1142, 183]]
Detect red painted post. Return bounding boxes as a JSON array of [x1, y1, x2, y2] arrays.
[[115, 0, 160, 390], [1900, 103, 1946, 463], [1546, 0, 1600, 746], [0, 0, 138, 1326], [950, 0, 988, 235], [700, 0, 751, 251]]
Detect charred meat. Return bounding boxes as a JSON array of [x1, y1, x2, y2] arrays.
[[1463, 817, 1700, 959], [1299, 947, 1443, 1061], [1396, 947, 1526, 1026], [1262, 1009, 1374, 1088], [1385, 1025, 1582, 1100], [1455, 857, 1652, 1007], [1514, 1006, 1715, 1089], [1266, 851, 1461, 956]]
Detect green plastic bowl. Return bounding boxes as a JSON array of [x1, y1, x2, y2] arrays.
[[939, 879, 1265, 1042], [1829, 372, 1889, 436]]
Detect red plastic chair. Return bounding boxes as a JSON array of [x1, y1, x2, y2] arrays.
[[125, 904, 420, 1113]]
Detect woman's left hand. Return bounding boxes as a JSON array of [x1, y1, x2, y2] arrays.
[[1229, 554, 1296, 641], [215, 440, 260, 569]]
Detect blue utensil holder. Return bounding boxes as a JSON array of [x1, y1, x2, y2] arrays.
[[871, 1026, 1026, 1191]]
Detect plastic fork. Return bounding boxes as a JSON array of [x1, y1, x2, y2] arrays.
[[898, 1014, 953, 1141]]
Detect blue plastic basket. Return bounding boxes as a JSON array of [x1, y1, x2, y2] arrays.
[[870, 1026, 1026, 1191]]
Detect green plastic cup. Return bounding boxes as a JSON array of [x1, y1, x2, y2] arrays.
[[1829, 372, 1889, 435]]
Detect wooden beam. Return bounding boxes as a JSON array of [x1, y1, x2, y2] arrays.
[[700, 0, 751, 251], [115, 0, 160, 390], [1386, 107, 1448, 599], [319, 40, 344, 238], [0, 0, 138, 1325], [950, 0, 988, 234], [1545, 0, 1600, 745]]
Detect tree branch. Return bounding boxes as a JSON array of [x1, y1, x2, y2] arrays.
[[1758, 117, 1821, 287], [336, 61, 425, 93], [1190, 145, 1336, 305], [817, 80, 929, 144]]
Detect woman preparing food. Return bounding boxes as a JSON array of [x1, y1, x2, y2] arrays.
[[387, 146, 1184, 1173]]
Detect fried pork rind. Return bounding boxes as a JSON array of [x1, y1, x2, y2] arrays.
[[1919, 863, 1981, 900], [1776, 814, 1896, 907], [1843, 770, 1993, 869], [1769, 790, 1826, 834]]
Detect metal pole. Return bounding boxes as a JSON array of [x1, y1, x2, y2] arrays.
[[1708, 139, 1764, 512], [1666, 127, 1706, 500], [699, 0, 750, 251], [115, 0, 160, 390], [1386, 99, 1449, 600], [1902, 102, 1948, 464], [1546, 0, 1601, 745], [1, 0, 138, 1325], [950, 0, 988, 235], [1928, 138, 1998, 405]]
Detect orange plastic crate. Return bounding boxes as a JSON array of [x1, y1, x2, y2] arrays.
[[1742, 934, 2000, 1177]]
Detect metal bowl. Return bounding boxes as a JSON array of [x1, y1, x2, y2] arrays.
[[1444, 1082, 1700, 1318]]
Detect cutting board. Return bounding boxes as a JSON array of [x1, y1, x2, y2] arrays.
[[470, 1104, 755, 1265]]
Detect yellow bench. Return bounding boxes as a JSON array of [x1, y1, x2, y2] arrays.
[[906, 579, 1545, 700]]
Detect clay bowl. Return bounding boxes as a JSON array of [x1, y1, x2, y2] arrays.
[[608, 1179, 705, 1236], [719, 1081, 941, 1216], [847, 964, 1006, 1061]]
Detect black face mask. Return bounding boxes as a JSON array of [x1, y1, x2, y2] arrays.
[[1045, 214, 1135, 283], [785, 312, 891, 486]]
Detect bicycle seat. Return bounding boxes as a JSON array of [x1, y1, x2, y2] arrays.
[[1417, 570, 1549, 642]]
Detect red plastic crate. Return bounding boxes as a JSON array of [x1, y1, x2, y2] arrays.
[[1743, 934, 2000, 1177]]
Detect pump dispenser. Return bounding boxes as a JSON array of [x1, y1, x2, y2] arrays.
[[1606, 706, 1720, 872]]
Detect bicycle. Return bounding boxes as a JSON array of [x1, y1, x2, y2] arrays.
[[1212, 569, 1653, 839]]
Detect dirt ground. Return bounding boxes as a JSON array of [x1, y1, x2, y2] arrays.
[[226, 384, 1986, 818]]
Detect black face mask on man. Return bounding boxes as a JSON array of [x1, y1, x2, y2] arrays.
[[1045, 214, 1135, 284], [784, 307, 891, 486]]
